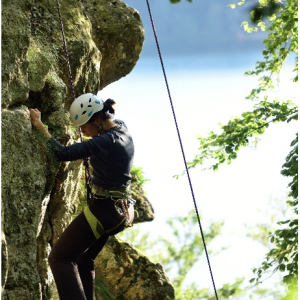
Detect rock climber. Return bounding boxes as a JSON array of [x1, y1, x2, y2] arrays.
[[29, 93, 135, 300]]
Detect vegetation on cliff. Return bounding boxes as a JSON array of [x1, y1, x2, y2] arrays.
[[172, 0, 298, 298]]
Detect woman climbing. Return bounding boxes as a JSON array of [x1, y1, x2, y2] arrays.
[[29, 93, 135, 300]]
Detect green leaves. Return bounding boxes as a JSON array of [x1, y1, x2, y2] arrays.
[[227, 4, 236, 9], [187, 100, 297, 171], [241, 21, 257, 33], [120, 210, 247, 299], [231, 0, 299, 101], [190, 2, 298, 295], [249, 135, 298, 294], [131, 166, 150, 188], [281, 134, 298, 201], [228, 1, 246, 9], [259, 0, 269, 7]]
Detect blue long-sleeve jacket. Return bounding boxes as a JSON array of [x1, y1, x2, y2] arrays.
[[48, 120, 134, 188]]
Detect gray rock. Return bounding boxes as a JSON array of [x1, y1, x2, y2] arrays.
[[131, 177, 155, 224], [1, 230, 8, 295], [95, 237, 175, 300], [81, 0, 145, 89], [2, 106, 51, 299]]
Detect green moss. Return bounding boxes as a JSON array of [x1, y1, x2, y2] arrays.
[[94, 277, 118, 300]]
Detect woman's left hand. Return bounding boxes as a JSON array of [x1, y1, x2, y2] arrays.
[[29, 108, 42, 127], [28, 108, 52, 139]]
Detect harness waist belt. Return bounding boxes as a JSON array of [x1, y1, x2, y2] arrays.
[[90, 183, 130, 198]]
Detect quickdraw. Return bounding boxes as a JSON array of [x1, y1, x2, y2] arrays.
[[114, 198, 135, 228]]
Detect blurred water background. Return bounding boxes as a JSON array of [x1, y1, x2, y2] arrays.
[[99, 0, 298, 297]]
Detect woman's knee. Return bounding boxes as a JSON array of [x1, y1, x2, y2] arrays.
[[48, 245, 69, 268], [76, 253, 94, 272]]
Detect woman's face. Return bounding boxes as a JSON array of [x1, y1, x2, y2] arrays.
[[80, 123, 99, 137]]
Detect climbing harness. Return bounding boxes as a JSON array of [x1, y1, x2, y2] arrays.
[[83, 199, 133, 239], [145, 0, 219, 299], [84, 187, 135, 239], [90, 182, 135, 228]]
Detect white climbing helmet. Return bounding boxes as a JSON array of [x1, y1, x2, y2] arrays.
[[69, 93, 104, 127]]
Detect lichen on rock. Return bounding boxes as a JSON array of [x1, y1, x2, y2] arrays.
[[95, 237, 175, 300]]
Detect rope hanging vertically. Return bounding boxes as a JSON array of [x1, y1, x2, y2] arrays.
[[145, 0, 219, 299], [55, 0, 91, 193]]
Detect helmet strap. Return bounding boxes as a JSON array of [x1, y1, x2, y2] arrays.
[[98, 124, 103, 135], [87, 118, 103, 135]]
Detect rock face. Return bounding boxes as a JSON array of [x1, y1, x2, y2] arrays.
[[2, 0, 175, 299], [131, 172, 155, 224], [1, 0, 171, 299], [95, 237, 175, 300]]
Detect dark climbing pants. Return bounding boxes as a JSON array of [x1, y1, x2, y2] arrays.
[[48, 198, 125, 300]]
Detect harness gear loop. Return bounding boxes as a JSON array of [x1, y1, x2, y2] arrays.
[[114, 198, 133, 228], [145, 0, 219, 299]]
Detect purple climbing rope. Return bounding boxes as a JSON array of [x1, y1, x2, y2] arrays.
[[145, 0, 219, 298]]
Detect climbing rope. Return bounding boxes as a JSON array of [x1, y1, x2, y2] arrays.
[[55, 0, 91, 196], [145, 0, 219, 298]]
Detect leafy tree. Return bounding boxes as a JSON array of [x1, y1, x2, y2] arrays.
[[250, 135, 298, 298], [120, 205, 290, 299], [172, 0, 298, 297], [244, 197, 295, 299], [119, 210, 247, 299]]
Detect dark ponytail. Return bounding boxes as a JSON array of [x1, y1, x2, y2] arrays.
[[102, 98, 116, 115], [88, 98, 116, 123]]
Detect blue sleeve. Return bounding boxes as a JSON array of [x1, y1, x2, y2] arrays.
[[47, 136, 112, 162]]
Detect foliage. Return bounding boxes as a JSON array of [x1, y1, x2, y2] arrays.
[[281, 134, 298, 202], [94, 277, 117, 300], [185, 0, 298, 172], [120, 210, 247, 299], [181, 100, 297, 173], [130, 166, 150, 188], [245, 197, 296, 299], [178, 0, 298, 296], [250, 135, 298, 292], [121, 207, 290, 299], [156, 210, 223, 287], [245, 197, 294, 248]]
